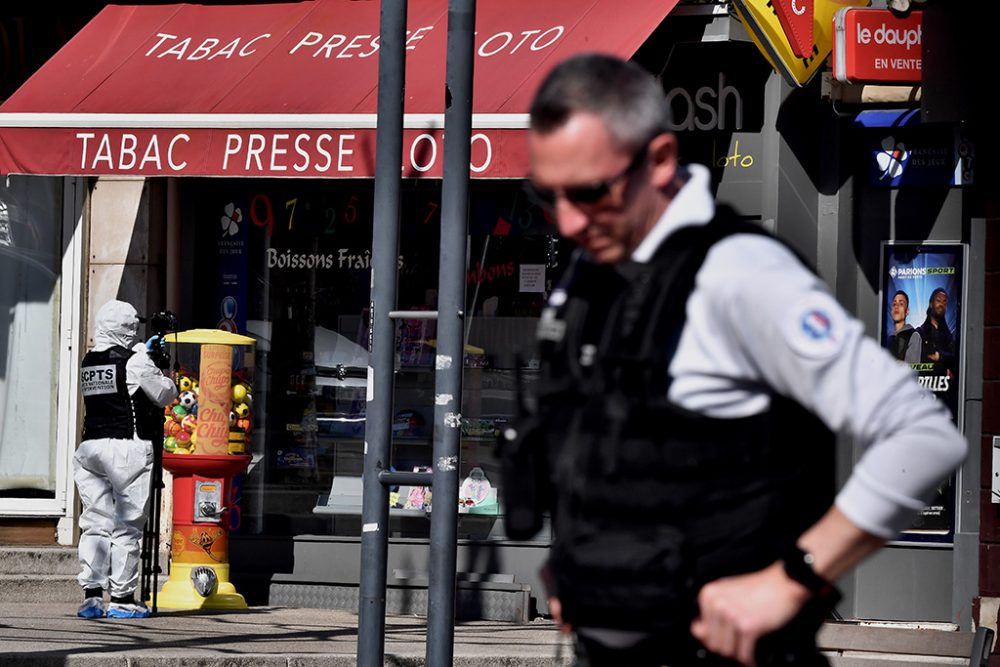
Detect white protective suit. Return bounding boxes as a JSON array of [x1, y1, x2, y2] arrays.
[[74, 300, 177, 597]]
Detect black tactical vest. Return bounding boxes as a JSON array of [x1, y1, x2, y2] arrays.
[[81, 346, 159, 441], [504, 208, 835, 634]]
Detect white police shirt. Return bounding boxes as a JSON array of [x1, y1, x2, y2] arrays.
[[630, 164, 966, 541]]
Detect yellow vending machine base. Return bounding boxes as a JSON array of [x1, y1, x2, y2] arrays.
[[153, 562, 247, 610]]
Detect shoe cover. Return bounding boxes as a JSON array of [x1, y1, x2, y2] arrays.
[[77, 597, 105, 619], [106, 601, 150, 618]]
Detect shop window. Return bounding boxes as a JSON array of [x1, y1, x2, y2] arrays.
[[186, 179, 563, 539], [0, 176, 64, 498]]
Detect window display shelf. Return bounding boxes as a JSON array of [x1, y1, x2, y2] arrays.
[[312, 475, 503, 518]]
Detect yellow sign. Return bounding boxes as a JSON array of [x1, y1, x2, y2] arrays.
[[733, 0, 870, 87]]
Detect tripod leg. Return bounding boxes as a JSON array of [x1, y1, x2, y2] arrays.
[[150, 443, 164, 614], [140, 513, 152, 604]]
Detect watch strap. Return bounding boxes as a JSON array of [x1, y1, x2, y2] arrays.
[[780, 545, 832, 596]]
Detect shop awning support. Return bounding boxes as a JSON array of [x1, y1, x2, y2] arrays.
[[427, 0, 476, 664], [357, 1, 408, 665]]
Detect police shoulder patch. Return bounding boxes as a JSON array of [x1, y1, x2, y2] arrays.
[[782, 292, 847, 360]]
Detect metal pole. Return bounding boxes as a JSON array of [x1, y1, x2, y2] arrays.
[[357, 1, 407, 665], [426, 1, 475, 664]]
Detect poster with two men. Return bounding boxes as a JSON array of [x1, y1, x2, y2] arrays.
[[880, 242, 966, 541]]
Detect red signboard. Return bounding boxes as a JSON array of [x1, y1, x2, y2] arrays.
[[773, 0, 814, 59], [833, 8, 923, 84], [0, 0, 676, 178], [0, 126, 531, 178]]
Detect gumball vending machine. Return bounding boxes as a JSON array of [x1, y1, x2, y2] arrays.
[[156, 329, 255, 610]]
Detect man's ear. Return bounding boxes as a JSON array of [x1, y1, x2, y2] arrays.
[[647, 133, 678, 189]]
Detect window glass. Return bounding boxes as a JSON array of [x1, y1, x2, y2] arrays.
[[0, 176, 63, 497], [187, 179, 561, 538]]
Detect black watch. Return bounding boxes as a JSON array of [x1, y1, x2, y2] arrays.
[[780, 545, 832, 596]]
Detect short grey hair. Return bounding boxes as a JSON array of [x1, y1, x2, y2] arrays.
[[529, 53, 671, 153]]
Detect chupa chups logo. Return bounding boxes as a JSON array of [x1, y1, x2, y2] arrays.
[[773, 0, 814, 59]]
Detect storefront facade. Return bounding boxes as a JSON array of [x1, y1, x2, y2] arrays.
[[1, 0, 992, 630]]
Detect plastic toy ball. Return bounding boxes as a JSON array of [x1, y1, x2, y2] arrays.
[[178, 376, 193, 392], [165, 421, 182, 437], [172, 404, 188, 420], [229, 410, 236, 427], [235, 417, 251, 432], [164, 436, 177, 451], [233, 402, 250, 418], [176, 430, 191, 444], [178, 390, 197, 410], [191, 379, 200, 395], [232, 383, 248, 403], [181, 414, 197, 433]]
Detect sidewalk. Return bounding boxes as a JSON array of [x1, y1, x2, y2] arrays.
[[0, 603, 574, 666]]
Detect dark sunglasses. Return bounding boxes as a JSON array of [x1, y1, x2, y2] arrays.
[[525, 141, 650, 211]]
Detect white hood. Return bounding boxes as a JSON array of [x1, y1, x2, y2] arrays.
[[93, 300, 140, 351]]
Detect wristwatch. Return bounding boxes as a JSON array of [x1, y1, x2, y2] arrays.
[[780, 545, 833, 596]]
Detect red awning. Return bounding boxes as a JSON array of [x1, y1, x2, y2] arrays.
[[0, 0, 676, 179]]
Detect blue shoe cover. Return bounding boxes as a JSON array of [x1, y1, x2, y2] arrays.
[[77, 598, 104, 619], [106, 602, 150, 619]]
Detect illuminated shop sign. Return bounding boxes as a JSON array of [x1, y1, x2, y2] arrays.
[[833, 8, 923, 83]]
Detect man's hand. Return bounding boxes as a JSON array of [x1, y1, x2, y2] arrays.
[[547, 596, 573, 634], [539, 562, 572, 634], [690, 562, 811, 667], [690, 508, 885, 667], [144, 335, 170, 370]]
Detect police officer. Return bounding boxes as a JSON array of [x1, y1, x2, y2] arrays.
[[513, 54, 966, 666], [74, 300, 177, 619]]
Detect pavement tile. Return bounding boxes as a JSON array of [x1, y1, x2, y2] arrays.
[[0, 603, 573, 666]]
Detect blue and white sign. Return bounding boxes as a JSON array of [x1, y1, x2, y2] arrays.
[[855, 109, 974, 188]]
